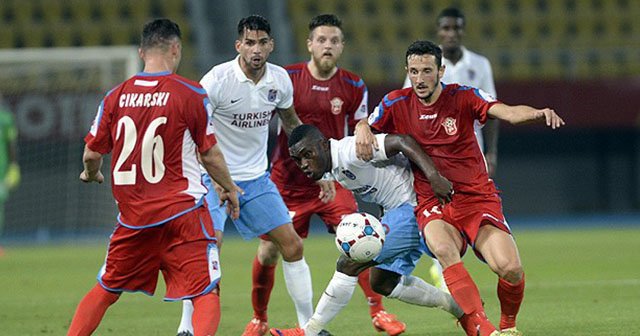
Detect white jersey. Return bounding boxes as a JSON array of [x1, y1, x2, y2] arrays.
[[403, 46, 496, 150], [329, 134, 416, 211], [200, 56, 294, 181]]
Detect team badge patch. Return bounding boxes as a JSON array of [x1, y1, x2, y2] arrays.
[[441, 117, 458, 135], [330, 97, 344, 115], [468, 69, 476, 80], [268, 89, 277, 102]]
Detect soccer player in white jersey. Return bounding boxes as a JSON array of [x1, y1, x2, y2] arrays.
[[402, 6, 499, 292], [270, 125, 465, 336], [175, 15, 324, 336]]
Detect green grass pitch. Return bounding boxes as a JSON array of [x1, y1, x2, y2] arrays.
[[1, 227, 639, 335]]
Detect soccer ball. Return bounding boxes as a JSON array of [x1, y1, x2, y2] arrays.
[[335, 212, 385, 263]]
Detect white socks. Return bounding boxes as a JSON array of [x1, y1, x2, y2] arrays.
[[388, 275, 463, 318], [304, 271, 358, 336], [282, 257, 314, 326], [176, 299, 194, 334]]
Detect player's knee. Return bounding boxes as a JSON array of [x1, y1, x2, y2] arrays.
[[429, 242, 459, 264], [335, 256, 361, 276], [257, 242, 280, 265], [370, 276, 397, 296], [279, 235, 304, 261], [495, 260, 523, 282]]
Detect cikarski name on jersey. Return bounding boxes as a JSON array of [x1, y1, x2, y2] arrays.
[[119, 92, 170, 108], [231, 110, 272, 128]]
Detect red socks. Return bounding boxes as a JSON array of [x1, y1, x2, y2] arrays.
[[192, 292, 221, 336], [498, 275, 525, 330], [443, 262, 496, 335], [251, 256, 276, 321], [357, 268, 384, 317], [67, 284, 120, 336]]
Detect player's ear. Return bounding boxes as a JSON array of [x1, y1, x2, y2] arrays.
[[268, 37, 275, 52], [307, 38, 313, 53]]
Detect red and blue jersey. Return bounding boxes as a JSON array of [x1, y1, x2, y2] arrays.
[[85, 71, 217, 228], [270, 63, 368, 194], [368, 83, 500, 204]]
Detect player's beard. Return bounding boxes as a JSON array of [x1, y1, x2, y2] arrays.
[[314, 55, 336, 74]]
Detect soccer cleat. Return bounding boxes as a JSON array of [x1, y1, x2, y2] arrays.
[[269, 327, 304, 336], [372, 310, 406, 335], [318, 329, 333, 336], [243, 318, 269, 336], [500, 327, 523, 336], [176, 332, 193, 336]]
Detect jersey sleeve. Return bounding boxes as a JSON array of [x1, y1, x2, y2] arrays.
[[367, 96, 397, 134], [347, 84, 369, 133], [468, 88, 500, 125], [370, 133, 389, 161], [187, 92, 218, 154], [277, 73, 294, 109], [84, 96, 114, 154]]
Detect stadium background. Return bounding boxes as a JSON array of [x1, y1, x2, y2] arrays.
[[1, 0, 639, 242]]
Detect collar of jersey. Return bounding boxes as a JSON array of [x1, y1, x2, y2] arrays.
[[137, 71, 172, 77], [232, 55, 274, 85]]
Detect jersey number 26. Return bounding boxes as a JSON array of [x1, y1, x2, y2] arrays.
[[113, 116, 167, 185]]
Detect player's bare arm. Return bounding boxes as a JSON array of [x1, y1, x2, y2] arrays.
[[384, 134, 454, 204], [354, 118, 378, 161], [200, 144, 242, 219], [488, 103, 565, 129], [79, 145, 104, 183], [276, 105, 302, 136]]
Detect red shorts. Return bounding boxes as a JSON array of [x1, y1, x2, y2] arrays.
[[98, 206, 220, 301], [261, 183, 358, 240], [416, 193, 511, 258]]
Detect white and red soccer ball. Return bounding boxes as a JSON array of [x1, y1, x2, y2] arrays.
[[335, 212, 385, 263]]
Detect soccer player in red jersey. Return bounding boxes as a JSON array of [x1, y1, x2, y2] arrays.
[[355, 40, 564, 336], [245, 14, 404, 335], [68, 19, 240, 336]]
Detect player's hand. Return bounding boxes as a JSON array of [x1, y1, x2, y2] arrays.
[[354, 121, 377, 161], [79, 170, 104, 184], [316, 180, 336, 203], [220, 184, 243, 220], [535, 108, 565, 129], [428, 173, 454, 205], [485, 152, 497, 177]]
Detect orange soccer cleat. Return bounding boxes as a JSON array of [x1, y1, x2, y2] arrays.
[[242, 318, 269, 336], [269, 327, 305, 336], [372, 310, 406, 335]]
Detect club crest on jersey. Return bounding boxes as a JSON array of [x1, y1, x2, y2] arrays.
[[441, 117, 457, 135], [268, 89, 277, 102], [330, 97, 344, 115], [468, 69, 476, 80]]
